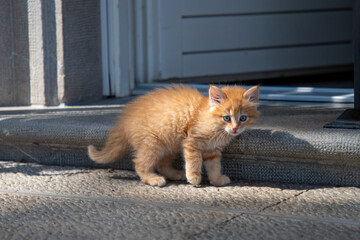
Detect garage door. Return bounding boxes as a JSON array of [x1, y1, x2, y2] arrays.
[[156, 0, 353, 80]]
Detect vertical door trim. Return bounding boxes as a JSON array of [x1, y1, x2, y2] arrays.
[[159, 0, 183, 79], [134, 0, 161, 83], [101, 0, 135, 97], [100, 0, 110, 96]]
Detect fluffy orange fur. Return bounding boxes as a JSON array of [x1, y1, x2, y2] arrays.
[[88, 85, 259, 187]]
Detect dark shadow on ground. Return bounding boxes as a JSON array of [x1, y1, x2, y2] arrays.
[[0, 161, 91, 177]]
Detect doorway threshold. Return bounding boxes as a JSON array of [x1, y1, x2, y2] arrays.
[[133, 83, 354, 108]]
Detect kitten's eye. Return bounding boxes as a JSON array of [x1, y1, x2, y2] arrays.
[[240, 115, 248, 122], [223, 116, 231, 122]]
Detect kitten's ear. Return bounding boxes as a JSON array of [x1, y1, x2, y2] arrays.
[[209, 85, 227, 106], [244, 85, 259, 103]]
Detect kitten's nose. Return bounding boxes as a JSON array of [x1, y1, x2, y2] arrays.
[[232, 128, 238, 132]]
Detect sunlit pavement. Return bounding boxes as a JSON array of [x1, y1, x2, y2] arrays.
[[0, 161, 359, 239]]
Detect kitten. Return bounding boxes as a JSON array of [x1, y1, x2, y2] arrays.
[[88, 85, 259, 187]]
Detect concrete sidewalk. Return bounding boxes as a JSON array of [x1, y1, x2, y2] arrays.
[[0, 161, 359, 239]]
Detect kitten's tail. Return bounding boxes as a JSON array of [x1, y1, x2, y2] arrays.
[[88, 126, 129, 164]]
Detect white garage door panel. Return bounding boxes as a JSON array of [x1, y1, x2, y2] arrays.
[[147, 1, 353, 80], [183, 11, 352, 53], [183, 44, 352, 77], [182, 0, 352, 16]]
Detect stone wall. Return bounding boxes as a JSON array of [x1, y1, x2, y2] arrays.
[[0, 0, 30, 106], [0, 0, 102, 107], [61, 0, 103, 104]]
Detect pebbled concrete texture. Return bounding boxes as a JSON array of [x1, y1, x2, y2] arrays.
[[0, 101, 360, 187], [264, 187, 360, 221], [191, 215, 360, 240], [0, 161, 360, 239]]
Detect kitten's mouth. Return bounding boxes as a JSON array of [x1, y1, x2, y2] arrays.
[[227, 128, 244, 136], [227, 130, 239, 136]]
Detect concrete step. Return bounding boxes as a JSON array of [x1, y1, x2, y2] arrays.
[[0, 99, 359, 186]]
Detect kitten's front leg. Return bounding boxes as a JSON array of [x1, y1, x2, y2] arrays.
[[183, 138, 203, 185], [203, 150, 230, 186]]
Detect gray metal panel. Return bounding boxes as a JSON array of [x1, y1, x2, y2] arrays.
[[183, 11, 352, 52], [182, 0, 353, 16], [183, 44, 352, 77], [159, 0, 183, 79], [154, 0, 354, 80]]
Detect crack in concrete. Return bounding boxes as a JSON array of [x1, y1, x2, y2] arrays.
[[186, 214, 240, 240], [1, 188, 360, 228], [186, 190, 310, 239], [259, 190, 309, 213]]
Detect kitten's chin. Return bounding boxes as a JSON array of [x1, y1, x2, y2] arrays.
[[226, 128, 245, 136]]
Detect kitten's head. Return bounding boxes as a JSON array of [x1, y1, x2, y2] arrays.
[[208, 85, 259, 136]]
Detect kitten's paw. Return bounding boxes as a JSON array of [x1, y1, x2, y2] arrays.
[[210, 175, 231, 186], [187, 174, 201, 185], [144, 176, 166, 187]]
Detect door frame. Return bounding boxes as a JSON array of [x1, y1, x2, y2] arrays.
[[101, 0, 135, 97]]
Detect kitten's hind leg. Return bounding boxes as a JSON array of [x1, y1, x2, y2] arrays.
[[156, 155, 186, 181], [133, 149, 166, 187]]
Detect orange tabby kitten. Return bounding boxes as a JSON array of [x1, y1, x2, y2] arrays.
[[88, 85, 259, 187]]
